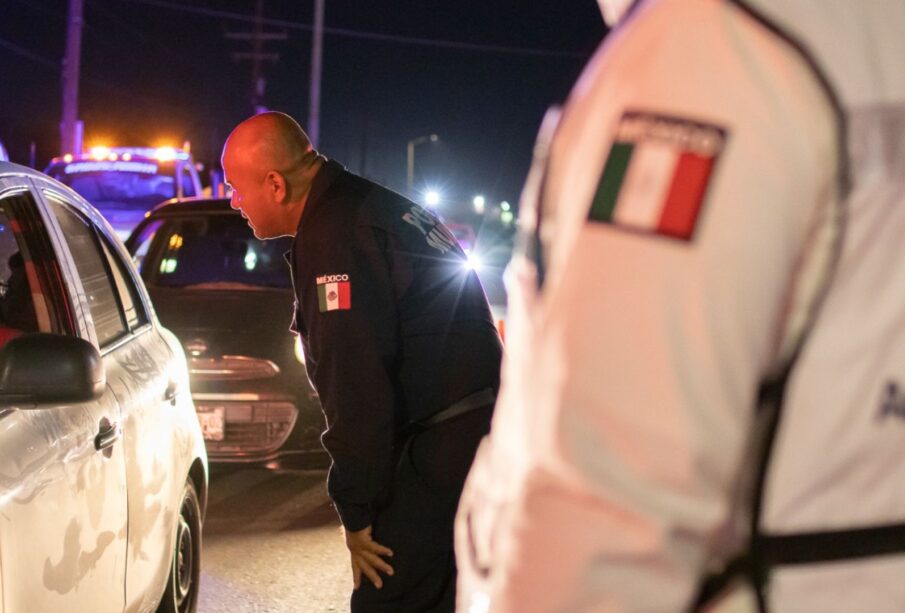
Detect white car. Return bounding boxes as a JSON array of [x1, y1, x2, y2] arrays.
[[0, 161, 208, 612]]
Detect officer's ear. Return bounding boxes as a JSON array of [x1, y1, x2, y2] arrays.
[[265, 170, 288, 204]]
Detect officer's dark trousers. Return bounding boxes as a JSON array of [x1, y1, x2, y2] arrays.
[[350, 403, 493, 613]]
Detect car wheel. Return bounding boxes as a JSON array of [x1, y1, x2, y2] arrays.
[[158, 479, 202, 613]]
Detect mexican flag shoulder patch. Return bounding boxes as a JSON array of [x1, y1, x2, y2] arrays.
[[316, 273, 351, 312], [588, 110, 727, 241]]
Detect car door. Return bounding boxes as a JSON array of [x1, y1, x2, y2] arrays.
[[0, 183, 128, 613], [41, 185, 197, 613]]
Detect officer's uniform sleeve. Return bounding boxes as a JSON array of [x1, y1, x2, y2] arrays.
[[298, 218, 397, 532], [455, 2, 841, 611]]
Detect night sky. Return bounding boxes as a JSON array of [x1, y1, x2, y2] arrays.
[[1, 0, 606, 210]]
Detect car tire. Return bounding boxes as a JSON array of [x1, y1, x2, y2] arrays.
[[157, 479, 202, 613]]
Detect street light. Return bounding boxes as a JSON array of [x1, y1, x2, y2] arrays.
[[406, 133, 439, 194], [473, 195, 486, 215], [424, 189, 441, 207]]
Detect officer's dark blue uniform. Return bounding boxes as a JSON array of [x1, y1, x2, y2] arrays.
[[289, 159, 503, 612]]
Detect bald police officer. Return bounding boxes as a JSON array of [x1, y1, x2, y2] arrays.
[[222, 112, 502, 612]]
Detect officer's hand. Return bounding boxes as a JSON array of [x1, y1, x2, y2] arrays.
[[343, 524, 395, 589]]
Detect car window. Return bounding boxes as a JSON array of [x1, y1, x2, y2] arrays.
[[50, 165, 177, 209], [99, 234, 148, 330], [0, 191, 77, 336], [0, 196, 40, 342], [130, 219, 164, 271], [138, 214, 292, 290], [47, 197, 129, 346]]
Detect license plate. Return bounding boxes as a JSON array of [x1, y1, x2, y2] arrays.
[[197, 407, 225, 441]]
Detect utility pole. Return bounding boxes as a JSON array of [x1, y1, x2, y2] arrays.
[[359, 110, 369, 177], [60, 0, 84, 155], [308, 0, 324, 148], [226, 0, 287, 114], [407, 134, 439, 194]]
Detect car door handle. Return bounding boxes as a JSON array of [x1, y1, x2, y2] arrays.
[[164, 379, 178, 404], [95, 419, 121, 452]]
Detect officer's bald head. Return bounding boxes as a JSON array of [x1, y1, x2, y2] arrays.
[[221, 112, 323, 239], [222, 111, 315, 179]]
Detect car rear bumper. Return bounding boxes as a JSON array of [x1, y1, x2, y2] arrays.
[[193, 391, 326, 467]]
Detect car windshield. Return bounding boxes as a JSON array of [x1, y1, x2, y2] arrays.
[[141, 213, 292, 289], [48, 162, 177, 210]]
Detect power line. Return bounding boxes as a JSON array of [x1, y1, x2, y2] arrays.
[[0, 35, 193, 116], [322, 24, 588, 60], [2, 2, 206, 87], [118, 0, 587, 60], [84, 0, 190, 65], [7, 0, 67, 21], [0, 36, 60, 70]]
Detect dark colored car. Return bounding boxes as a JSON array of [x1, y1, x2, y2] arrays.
[[126, 198, 325, 468]]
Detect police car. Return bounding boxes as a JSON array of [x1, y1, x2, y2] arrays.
[[45, 146, 203, 239]]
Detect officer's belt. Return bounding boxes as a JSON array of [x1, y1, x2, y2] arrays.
[[693, 521, 905, 609], [759, 522, 905, 565], [418, 387, 495, 428]]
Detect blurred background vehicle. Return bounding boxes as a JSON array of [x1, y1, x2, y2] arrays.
[[127, 198, 326, 469], [45, 145, 203, 239], [0, 160, 208, 613]]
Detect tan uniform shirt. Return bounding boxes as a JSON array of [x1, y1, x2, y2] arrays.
[[455, 1, 905, 610]]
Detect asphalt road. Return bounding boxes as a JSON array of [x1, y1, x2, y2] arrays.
[[198, 467, 351, 613]]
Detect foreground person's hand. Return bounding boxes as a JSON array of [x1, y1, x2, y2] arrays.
[[344, 525, 395, 589]]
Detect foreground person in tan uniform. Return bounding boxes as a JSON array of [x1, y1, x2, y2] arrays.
[[455, 0, 905, 611]]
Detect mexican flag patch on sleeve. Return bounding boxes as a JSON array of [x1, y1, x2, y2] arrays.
[[316, 274, 351, 312], [588, 111, 727, 241]]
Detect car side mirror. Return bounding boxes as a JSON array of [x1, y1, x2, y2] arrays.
[[0, 333, 105, 403]]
